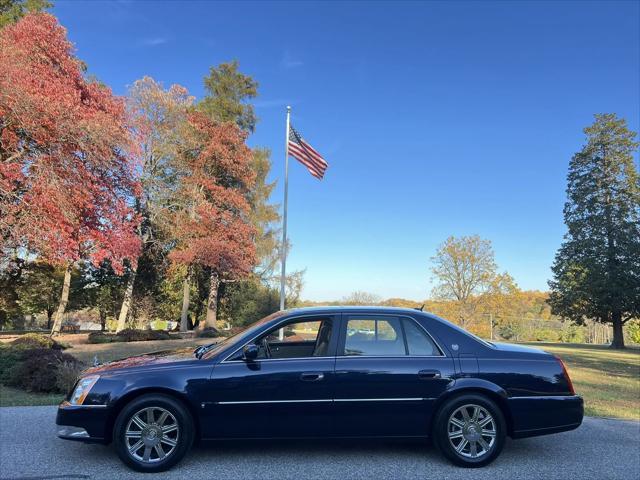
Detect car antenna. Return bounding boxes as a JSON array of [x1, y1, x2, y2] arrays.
[[415, 304, 425, 311]]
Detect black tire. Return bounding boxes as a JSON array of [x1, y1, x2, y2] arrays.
[[432, 393, 506, 468], [113, 394, 194, 473]]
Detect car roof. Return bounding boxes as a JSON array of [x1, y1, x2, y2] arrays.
[[282, 305, 429, 316]]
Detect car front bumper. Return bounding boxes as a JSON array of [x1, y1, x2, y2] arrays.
[[56, 402, 111, 444], [508, 395, 584, 439]]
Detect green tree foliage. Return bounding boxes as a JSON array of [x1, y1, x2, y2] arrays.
[[0, 254, 25, 328], [250, 148, 281, 279], [15, 262, 64, 329], [219, 278, 279, 327], [0, 0, 50, 28], [199, 60, 258, 133], [549, 114, 640, 349], [627, 320, 640, 344], [78, 262, 127, 331]]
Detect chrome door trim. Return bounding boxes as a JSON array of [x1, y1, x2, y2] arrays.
[[509, 395, 581, 400], [333, 397, 432, 402], [214, 397, 435, 405], [216, 399, 333, 405]]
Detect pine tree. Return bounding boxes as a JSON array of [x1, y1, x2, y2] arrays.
[[549, 114, 640, 349]]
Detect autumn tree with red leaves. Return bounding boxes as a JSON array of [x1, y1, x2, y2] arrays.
[[169, 113, 256, 331], [0, 13, 140, 334]]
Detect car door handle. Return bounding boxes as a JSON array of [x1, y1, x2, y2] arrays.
[[300, 372, 325, 382], [418, 369, 441, 379]]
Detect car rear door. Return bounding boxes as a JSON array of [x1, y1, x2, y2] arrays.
[[200, 314, 338, 439], [332, 314, 455, 437]]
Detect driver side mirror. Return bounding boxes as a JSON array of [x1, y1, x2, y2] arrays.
[[242, 343, 259, 361]]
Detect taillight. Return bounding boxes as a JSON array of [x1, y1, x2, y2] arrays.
[[554, 355, 575, 395]]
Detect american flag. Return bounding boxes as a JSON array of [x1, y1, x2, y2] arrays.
[[288, 126, 328, 180]]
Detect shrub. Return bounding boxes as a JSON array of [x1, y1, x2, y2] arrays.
[[115, 329, 171, 342], [56, 359, 85, 393], [6, 348, 83, 393], [87, 331, 117, 344], [533, 328, 560, 342], [11, 333, 67, 350], [196, 327, 220, 338], [0, 345, 24, 384], [627, 320, 640, 345]]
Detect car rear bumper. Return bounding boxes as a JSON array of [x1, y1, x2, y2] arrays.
[[56, 402, 110, 444], [508, 395, 584, 439]]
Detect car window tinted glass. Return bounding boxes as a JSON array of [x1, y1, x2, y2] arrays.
[[266, 321, 321, 343], [402, 318, 440, 355], [253, 318, 333, 359], [344, 317, 405, 356]]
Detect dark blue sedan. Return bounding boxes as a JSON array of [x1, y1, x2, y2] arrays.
[[56, 307, 583, 472]]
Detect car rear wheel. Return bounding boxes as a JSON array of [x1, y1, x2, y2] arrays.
[[113, 394, 194, 472], [433, 393, 506, 467]]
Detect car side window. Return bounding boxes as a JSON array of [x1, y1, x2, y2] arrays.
[[344, 317, 405, 356], [225, 317, 334, 361], [402, 318, 441, 356]]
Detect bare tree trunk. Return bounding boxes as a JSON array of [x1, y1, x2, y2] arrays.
[[50, 264, 72, 336], [200, 272, 220, 331], [180, 272, 191, 332], [46, 309, 54, 330], [116, 268, 137, 333], [99, 310, 107, 331], [610, 310, 625, 349]]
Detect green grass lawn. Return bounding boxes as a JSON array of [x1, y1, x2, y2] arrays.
[[523, 342, 640, 420], [65, 336, 217, 365], [0, 384, 63, 407]]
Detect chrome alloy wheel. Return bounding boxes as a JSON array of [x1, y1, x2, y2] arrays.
[[447, 404, 497, 459], [124, 406, 180, 464]]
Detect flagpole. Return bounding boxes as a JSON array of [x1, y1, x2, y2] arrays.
[[279, 106, 291, 311]]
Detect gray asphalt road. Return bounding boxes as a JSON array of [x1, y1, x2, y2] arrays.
[[1, 406, 639, 480]]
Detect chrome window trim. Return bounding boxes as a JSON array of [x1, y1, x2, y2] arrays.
[[221, 354, 448, 365], [222, 356, 334, 364], [341, 314, 446, 358], [338, 354, 446, 359], [221, 313, 337, 364], [220, 312, 446, 364]]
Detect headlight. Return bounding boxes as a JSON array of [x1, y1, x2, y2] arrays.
[[69, 375, 99, 405]]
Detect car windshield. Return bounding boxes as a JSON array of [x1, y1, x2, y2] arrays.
[[199, 310, 286, 359]]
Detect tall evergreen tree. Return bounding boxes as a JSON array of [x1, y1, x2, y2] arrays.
[[549, 114, 640, 349], [199, 60, 258, 133], [196, 61, 281, 328]]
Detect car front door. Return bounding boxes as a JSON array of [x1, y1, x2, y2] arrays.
[[332, 314, 455, 437], [201, 314, 338, 439]]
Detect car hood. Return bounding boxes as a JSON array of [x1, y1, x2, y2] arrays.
[[84, 348, 198, 375]]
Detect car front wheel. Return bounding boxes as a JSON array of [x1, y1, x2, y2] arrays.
[[433, 394, 506, 467], [113, 394, 194, 472]]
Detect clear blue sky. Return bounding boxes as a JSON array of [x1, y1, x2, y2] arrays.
[[53, 0, 639, 301]]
